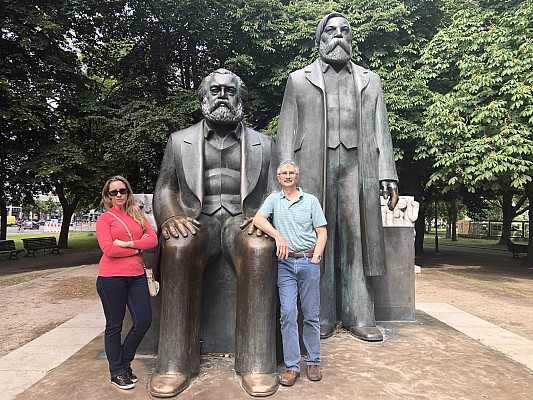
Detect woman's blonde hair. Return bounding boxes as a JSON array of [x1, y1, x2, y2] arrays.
[[100, 175, 146, 230]]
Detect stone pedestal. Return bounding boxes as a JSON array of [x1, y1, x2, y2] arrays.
[[199, 257, 237, 353], [373, 196, 419, 322], [373, 226, 416, 321]]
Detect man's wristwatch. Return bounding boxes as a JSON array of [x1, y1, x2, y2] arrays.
[[313, 254, 322, 261]]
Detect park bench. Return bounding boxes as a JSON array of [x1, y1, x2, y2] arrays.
[[0, 240, 24, 260], [507, 240, 528, 259], [21, 237, 61, 257]]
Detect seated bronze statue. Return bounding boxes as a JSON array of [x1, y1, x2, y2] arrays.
[[149, 69, 279, 397]]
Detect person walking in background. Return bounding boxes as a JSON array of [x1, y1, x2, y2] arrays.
[[96, 175, 158, 390]]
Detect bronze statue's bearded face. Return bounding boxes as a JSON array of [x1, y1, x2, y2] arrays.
[[318, 16, 353, 65], [201, 72, 244, 125]]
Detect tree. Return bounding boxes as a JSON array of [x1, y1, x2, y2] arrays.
[[345, 0, 446, 254], [2, 0, 452, 251], [420, 0, 533, 251], [0, 0, 78, 239]]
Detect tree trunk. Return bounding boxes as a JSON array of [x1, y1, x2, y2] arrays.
[[55, 183, 80, 249], [0, 195, 7, 240], [526, 181, 533, 263], [415, 203, 426, 255], [450, 201, 458, 241], [498, 193, 513, 245], [183, 51, 191, 89], [58, 203, 77, 248]]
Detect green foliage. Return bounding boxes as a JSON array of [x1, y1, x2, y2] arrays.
[[99, 90, 198, 194], [420, 1, 533, 195], [14, 0, 532, 249]]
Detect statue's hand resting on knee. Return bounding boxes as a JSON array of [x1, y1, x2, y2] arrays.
[[161, 216, 201, 239], [240, 217, 268, 237]]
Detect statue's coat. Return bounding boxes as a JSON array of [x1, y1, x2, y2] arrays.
[[277, 60, 398, 276]]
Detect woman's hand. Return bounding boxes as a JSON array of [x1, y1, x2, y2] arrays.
[[114, 239, 133, 248]]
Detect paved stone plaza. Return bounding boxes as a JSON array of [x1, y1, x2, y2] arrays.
[[1, 246, 532, 399]]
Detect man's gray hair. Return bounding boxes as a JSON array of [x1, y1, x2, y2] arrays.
[[197, 68, 249, 106], [315, 12, 352, 48], [277, 161, 300, 175]]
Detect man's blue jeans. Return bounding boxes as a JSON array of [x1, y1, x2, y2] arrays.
[[278, 256, 321, 373], [96, 275, 152, 377]]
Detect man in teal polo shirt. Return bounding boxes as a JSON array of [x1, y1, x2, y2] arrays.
[[253, 161, 327, 387]]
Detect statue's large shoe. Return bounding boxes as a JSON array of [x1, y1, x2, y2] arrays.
[[149, 372, 189, 398], [242, 373, 279, 397], [320, 323, 335, 339], [350, 326, 383, 342]]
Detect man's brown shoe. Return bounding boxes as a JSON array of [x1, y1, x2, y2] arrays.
[[307, 365, 322, 381], [279, 370, 299, 386]]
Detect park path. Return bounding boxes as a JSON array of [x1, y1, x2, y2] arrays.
[[415, 245, 533, 341], [1, 244, 532, 355]]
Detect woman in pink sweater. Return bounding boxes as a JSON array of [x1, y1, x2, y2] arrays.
[[96, 175, 158, 390]]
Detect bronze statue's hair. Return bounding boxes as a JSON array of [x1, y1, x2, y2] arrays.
[[100, 175, 146, 230], [277, 161, 300, 176], [315, 12, 353, 47], [197, 68, 248, 106]]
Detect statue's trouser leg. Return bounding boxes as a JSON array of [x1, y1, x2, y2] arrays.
[[319, 148, 339, 331], [155, 216, 221, 375], [224, 217, 277, 375], [338, 146, 375, 328]]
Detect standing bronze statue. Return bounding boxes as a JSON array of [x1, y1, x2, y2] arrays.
[[150, 69, 279, 397], [277, 13, 399, 342]]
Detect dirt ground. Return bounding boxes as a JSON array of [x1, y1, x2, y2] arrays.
[[415, 245, 533, 341], [0, 263, 100, 357], [0, 245, 532, 358]]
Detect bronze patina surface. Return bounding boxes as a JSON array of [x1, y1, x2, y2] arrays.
[[151, 69, 279, 397], [277, 13, 399, 341]]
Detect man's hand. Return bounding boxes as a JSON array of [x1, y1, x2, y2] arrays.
[[240, 217, 268, 237], [275, 235, 290, 259], [161, 216, 201, 240], [381, 180, 399, 211]]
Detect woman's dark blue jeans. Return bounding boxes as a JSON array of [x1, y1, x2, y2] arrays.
[[96, 274, 152, 377]]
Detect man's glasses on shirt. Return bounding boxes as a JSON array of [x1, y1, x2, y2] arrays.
[[278, 171, 298, 176], [108, 188, 129, 196]]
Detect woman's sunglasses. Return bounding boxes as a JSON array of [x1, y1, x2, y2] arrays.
[[108, 188, 129, 197]]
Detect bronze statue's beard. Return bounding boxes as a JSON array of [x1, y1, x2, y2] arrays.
[[319, 38, 352, 64], [201, 98, 244, 124]]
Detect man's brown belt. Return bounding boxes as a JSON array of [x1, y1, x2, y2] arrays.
[[288, 248, 315, 258]]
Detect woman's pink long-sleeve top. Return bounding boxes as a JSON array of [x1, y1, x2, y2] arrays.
[[96, 208, 158, 277]]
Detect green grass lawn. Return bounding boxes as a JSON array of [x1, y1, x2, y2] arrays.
[[423, 228, 505, 249], [7, 231, 99, 253], [5, 228, 517, 253]]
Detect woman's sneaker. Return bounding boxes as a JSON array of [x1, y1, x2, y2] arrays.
[[125, 367, 138, 383], [111, 373, 135, 389]]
